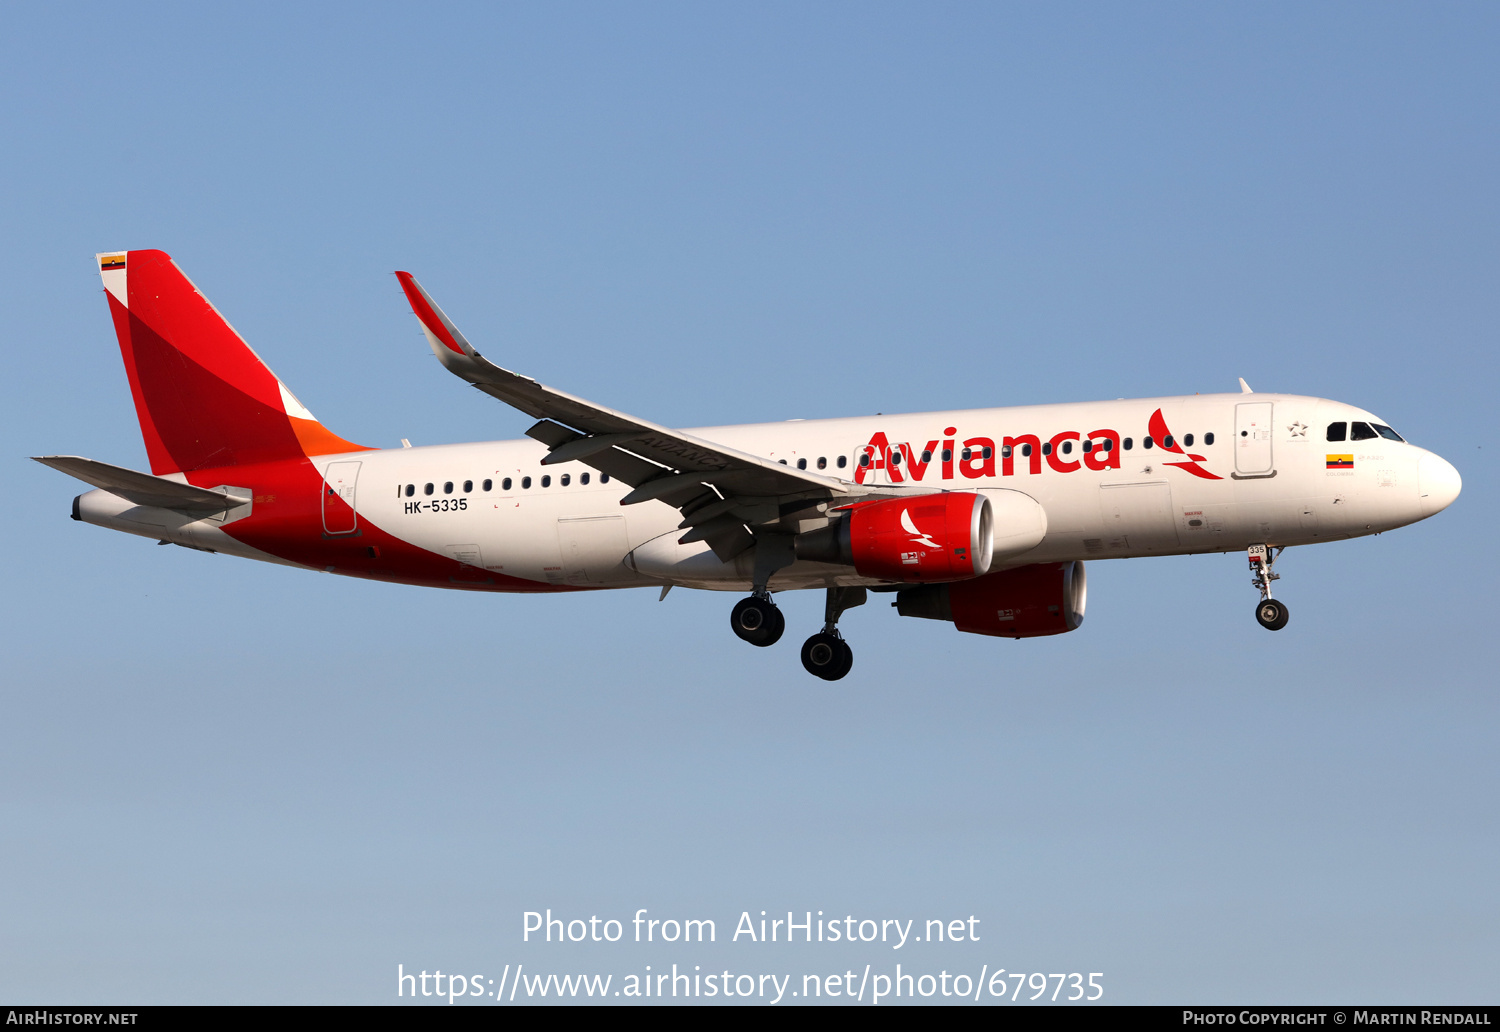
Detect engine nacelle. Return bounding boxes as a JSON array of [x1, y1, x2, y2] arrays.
[[797, 492, 994, 583], [895, 561, 1087, 638]]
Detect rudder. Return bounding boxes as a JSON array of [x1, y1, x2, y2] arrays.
[[97, 249, 368, 474]]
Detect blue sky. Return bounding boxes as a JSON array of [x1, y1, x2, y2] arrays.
[[2, 2, 1496, 1004]]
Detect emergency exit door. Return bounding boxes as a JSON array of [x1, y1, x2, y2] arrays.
[[322, 461, 361, 535]]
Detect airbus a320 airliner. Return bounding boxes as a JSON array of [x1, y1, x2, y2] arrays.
[[39, 250, 1462, 679]]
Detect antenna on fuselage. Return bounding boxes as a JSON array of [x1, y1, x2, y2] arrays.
[[1238, 378, 1254, 394]]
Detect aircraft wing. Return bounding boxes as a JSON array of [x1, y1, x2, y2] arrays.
[[33, 455, 245, 515], [396, 272, 876, 560]]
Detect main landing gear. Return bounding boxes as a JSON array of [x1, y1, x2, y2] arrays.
[[729, 586, 866, 680], [1249, 543, 1290, 631], [730, 594, 784, 647], [800, 586, 865, 681]]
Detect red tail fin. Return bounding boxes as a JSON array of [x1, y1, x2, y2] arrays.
[[97, 249, 369, 474]]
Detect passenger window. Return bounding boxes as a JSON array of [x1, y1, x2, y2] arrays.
[[521, 477, 531, 489], [836, 455, 847, 469], [541, 475, 551, 487], [601, 474, 610, 483], [405, 484, 415, 497], [1082, 440, 1092, 453], [482, 479, 492, 491], [1143, 437, 1154, 450], [581, 472, 590, 485], [443, 481, 454, 494], [561, 474, 570, 486], [1374, 424, 1404, 442], [1162, 436, 1173, 449], [1123, 438, 1133, 451], [889, 450, 901, 466], [961, 448, 972, 460], [1001, 445, 1012, 458], [942, 449, 952, 462], [1041, 442, 1052, 456], [502, 478, 512, 491], [1350, 421, 1378, 441], [817, 457, 827, 469], [778, 459, 788, 465], [1021, 443, 1032, 457], [1183, 434, 1193, 447], [797, 458, 807, 470], [921, 450, 932, 463], [1061, 441, 1072, 455], [1204, 432, 1214, 446], [1326, 422, 1347, 442], [982, 446, 992, 459], [424, 483, 434, 496], [463, 480, 473, 493], [859, 454, 871, 468]]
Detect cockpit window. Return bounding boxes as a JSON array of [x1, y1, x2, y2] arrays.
[[1326, 422, 1347, 442], [1350, 421, 1378, 441], [1373, 423, 1404, 442]]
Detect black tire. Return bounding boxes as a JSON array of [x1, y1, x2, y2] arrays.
[[828, 638, 854, 680], [1255, 598, 1290, 631], [763, 603, 785, 646], [801, 633, 840, 677], [801, 634, 854, 680], [731, 596, 784, 647]]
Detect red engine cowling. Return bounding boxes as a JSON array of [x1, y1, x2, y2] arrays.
[[844, 492, 994, 583], [895, 561, 1087, 638]]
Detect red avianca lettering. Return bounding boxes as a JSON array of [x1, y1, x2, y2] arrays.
[[855, 413, 1215, 482]]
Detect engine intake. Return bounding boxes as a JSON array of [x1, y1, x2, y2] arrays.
[[895, 561, 1086, 638]]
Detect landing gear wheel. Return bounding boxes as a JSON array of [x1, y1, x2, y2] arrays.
[[731, 596, 785, 647], [1255, 598, 1290, 631], [800, 633, 854, 680]]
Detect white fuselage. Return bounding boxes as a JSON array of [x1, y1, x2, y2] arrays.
[[84, 390, 1454, 595]]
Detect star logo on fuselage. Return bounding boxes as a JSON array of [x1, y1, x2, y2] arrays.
[[1288, 421, 1308, 438]]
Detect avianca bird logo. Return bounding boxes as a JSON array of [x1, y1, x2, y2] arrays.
[[900, 508, 941, 549], [1149, 409, 1222, 480]]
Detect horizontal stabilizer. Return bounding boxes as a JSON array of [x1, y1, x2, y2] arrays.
[[33, 455, 243, 515]]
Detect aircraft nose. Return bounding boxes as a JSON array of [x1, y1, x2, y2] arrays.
[[1418, 452, 1462, 516]]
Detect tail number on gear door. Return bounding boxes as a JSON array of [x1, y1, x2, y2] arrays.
[[404, 499, 467, 514]]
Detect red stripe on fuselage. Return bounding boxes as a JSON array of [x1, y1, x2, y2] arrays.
[[184, 455, 581, 594]]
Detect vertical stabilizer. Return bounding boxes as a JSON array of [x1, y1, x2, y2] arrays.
[[97, 249, 369, 474]]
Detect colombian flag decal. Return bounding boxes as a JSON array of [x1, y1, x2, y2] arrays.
[[1326, 454, 1354, 469], [99, 254, 126, 271]]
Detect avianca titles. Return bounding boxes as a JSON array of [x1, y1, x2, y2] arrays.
[[38, 249, 1463, 680]]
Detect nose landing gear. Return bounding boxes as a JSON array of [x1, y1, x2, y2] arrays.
[[799, 586, 865, 680], [1249, 544, 1289, 631], [1255, 598, 1289, 631]]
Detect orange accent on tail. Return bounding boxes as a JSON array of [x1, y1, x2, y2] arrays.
[[104, 250, 370, 474]]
